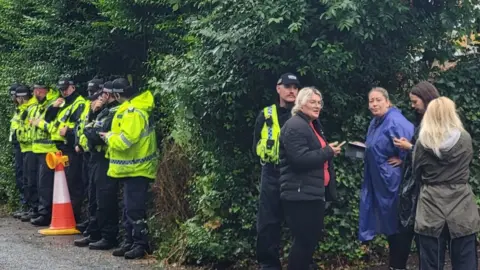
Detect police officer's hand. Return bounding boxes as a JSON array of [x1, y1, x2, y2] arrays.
[[99, 132, 107, 141], [91, 99, 103, 112], [75, 146, 81, 153], [53, 98, 65, 108], [59, 127, 68, 136], [30, 118, 41, 127]]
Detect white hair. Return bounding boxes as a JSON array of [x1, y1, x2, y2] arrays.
[[292, 87, 323, 115]]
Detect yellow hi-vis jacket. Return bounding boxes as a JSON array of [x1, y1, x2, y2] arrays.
[[37, 94, 85, 145], [16, 97, 38, 152], [255, 104, 281, 164], [32, 89, 60, 154], [9, 106, 21, 144], [104, 90, 157, 180]]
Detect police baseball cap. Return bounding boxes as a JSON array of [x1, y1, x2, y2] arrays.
[[112, 78, 137, 96], [33, 81, 47, 89], [8, 83, 19, 95], [87, 78, 104, 93], [15, 85, 31, 97], [57, 77, 75, 91], [102, 81, 113, 93], [277, 73, 300, 86]]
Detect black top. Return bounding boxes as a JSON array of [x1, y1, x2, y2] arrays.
[[279, 111, 337, 201], [83, 101, 119, 153]]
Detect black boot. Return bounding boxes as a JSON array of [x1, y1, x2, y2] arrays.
[[20, 209, 33, 222], [21, 208, 39, 222], [124, 245, 147, 260], [89, 238, 117, 250], [112, 242, 133, 257], [13, 206, 28, 219], [30, 215, 50, 226], [74, 235, 101, 247]]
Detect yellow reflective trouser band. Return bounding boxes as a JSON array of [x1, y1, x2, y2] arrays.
[[110, 153, 156, 165]]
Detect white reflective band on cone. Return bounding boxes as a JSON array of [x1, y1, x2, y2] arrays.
[[52, 170, 71, 204]]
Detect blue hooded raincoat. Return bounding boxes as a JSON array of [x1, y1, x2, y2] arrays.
[[358, 107, 414, 242]]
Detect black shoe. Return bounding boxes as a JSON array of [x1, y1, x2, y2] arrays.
[[74, 236, 101, 247], [124, 245, 147, 259], [14, 211, 28, 219], [30, 216, 50, 226], [89, 238, 117, 250], [76, 221, 88, 233], [20, 209, 39, 222], [13, 207, 28, 219], [112, 243, 132, 257]]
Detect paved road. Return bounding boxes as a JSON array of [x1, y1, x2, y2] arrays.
[[0, 217, 159, 270]]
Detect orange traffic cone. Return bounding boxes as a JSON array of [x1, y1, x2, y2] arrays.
[[38, 151, 80, 236]]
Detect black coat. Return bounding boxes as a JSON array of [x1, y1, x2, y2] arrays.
[[279, 111, 337, 201]]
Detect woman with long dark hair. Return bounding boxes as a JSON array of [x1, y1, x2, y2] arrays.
[[392, 81, 440, 269]]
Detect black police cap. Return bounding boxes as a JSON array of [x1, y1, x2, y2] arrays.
[[15, 85, 31, 97]]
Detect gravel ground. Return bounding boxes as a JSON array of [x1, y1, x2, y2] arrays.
[[3, 214, 477, 270], [0, 216, 160, 270]]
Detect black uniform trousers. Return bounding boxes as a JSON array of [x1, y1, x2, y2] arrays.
[[82, 152, 91, 199], [91, 151, 119, 242], [37, 153, 54, 218], [13, 144, 25, 205], [117, 176, 150, 248], [63, 150, 84, 223], [84, 152, 98, 237], [22, 151, 38, 210], [256, 164, 283, 270]]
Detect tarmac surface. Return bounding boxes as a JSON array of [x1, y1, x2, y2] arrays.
[[0, 217, 159, 270]]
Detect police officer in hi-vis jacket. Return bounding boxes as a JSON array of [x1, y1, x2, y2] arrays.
[[253, 73, 300, 270], [9, 83, 27, 218], [14, 85, 39, 222], [31, 77, 86, 225], [99, 78, 157, 259], [75, 80, 121, 250], [74, 78, 105, 235]]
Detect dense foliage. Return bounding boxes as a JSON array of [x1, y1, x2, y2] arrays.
[[0, 0, 478, 268]]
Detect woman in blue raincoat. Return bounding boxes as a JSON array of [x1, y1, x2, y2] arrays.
[[358, 87, 414, 270]]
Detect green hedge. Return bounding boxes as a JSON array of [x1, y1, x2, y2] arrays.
[[0, 96, 18, 209]]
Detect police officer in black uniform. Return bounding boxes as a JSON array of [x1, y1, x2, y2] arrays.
[[75, 78, 104, 235], [253, 73, 300, 270], [74, 81, 120, 249], [10, 83, 27, 218], [14, 85, 39, 222]]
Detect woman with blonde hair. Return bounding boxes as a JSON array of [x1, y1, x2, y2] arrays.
[[279, 87, 342, 269], [414, 97, 480, 269]]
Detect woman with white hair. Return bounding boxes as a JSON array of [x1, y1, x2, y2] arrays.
[[279, 87, 342, 269], [414, 97, 480, 269]]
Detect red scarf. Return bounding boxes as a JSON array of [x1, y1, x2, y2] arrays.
[[309, 122, 330, 186]]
